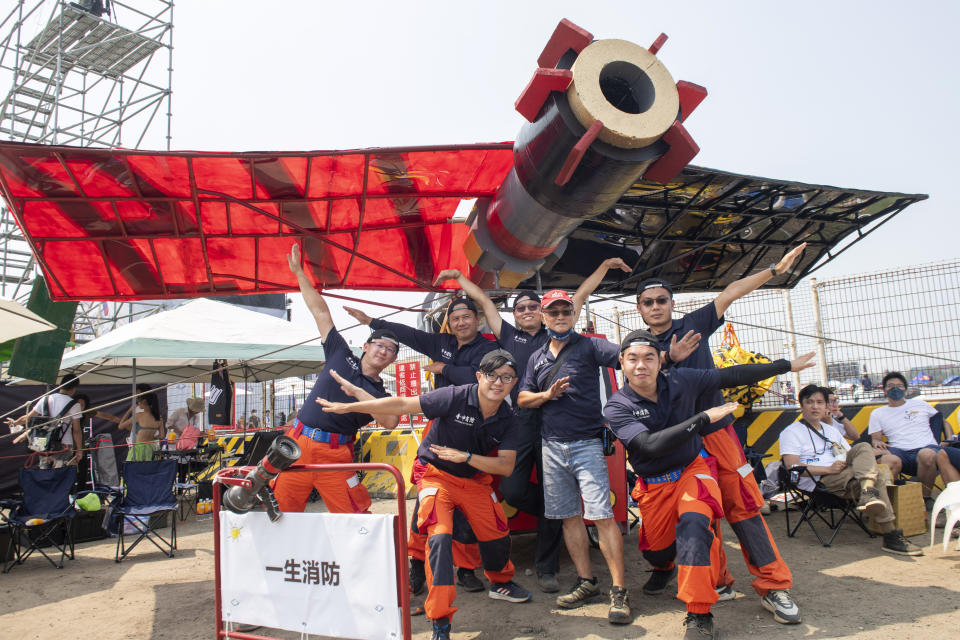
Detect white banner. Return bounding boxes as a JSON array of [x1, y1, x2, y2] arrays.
[[219, 511, 402, 640]]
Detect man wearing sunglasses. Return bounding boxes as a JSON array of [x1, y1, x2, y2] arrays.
[[272, 245, 400, 515], [318, 349, 532, 640], [433, 257, 630, 594], [635, 242, 806, 625], [518, 288, 631, 624]]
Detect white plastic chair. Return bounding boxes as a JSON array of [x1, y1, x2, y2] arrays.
[[930, 481, 960, 550]]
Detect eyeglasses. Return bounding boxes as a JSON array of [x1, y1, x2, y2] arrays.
[[544, 307, 574, 317], [639, 296, 671, 308], [515, 303, 540, 313], [483, 372, 516, 384], [368, 341, 398, 355]]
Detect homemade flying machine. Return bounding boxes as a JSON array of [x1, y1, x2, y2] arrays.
[[0, 19, 926, 305]]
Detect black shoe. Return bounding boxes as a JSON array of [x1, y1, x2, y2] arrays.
[[537, 572, 560, 593], [488, 580, 532, 603], [683, 612, 719, 639], [409, 559, 426, 596], [882, 528, 924, 556], [456, 567, 484, 592], [642, 566, 677, 595], [431, 616, 451, 640]]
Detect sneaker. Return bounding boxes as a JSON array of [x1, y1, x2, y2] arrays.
[[488, 580, 532, 603], [556, 577, 600, 609], [683, 612, 718, 639], [608, 587, 631, 624], [882, 529, 924, 556], [857, 487, 886, 516], [456, 567, 484, 592], [409, 559, 426, 596], [714, 584, 736, 602], [760, 589, 801, 624], [537, 572, 560, 593], [430, 616, 451, 640], [642, 566, 677, 595]]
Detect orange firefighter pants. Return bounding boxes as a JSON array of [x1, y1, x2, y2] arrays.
[[703, 427, 793, 595], [633, 456, 722, 614], [418, 465, 514, 621], [271, 433, 371, 514]]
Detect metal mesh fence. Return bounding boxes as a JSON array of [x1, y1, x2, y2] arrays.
[[584, 259, 960, 409]]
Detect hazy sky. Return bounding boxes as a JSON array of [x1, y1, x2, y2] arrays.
[[159, 1, 959, 340]]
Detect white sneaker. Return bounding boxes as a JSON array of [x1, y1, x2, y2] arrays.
[[715, 584, 736, 602], [761, 589, 801, 624]]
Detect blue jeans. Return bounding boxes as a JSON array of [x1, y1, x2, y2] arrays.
[[541, 437, 612, 521]]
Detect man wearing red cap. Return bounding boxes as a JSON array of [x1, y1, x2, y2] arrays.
[[518, 288, 630, 624], [432, 257, 630, 593]]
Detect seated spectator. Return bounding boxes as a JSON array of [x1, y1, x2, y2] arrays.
[[167, 396, 204, 437], [779, 384, 922, 556], [868, 372, 953, 507]]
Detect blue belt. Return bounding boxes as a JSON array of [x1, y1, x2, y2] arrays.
[[643, 449, 709, 485], [293, 419, 355, 446]]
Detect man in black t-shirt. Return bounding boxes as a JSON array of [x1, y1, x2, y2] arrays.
[[320, 350, 532, 640], [271, 245, 400, 514]]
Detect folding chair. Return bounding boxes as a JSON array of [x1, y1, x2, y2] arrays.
[[779, 462, 874, 547], [114, 459, 178, 562], [0, 466, 77, 573]]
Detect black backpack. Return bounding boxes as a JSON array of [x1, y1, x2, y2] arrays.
[[26, 395, 77, 453]]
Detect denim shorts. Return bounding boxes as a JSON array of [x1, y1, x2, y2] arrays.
[[541, 437, 613, 521], [888, 445, 940, 475]]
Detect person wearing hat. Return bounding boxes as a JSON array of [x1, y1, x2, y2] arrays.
[[345, 284, 500, 591], [319, 349, 532, 640], [605, 329, 815, 639], [271, 244, 400, 514], [167, 396, 205, 439], [635, 242, 807, 625], [517, 288, 631, 624], [432, 257, 630, 593]]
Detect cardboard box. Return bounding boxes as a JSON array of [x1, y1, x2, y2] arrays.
[[866, 481, 927, 537]]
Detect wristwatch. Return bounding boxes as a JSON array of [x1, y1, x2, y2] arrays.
[[768, 263, 778, 276], [465, 451, 472, 463]]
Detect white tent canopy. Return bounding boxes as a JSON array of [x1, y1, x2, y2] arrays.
[[0, 298, 56, 343], [55, 299, 334, 384]]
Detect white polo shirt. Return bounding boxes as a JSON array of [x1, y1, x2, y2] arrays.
[[867, 398, 938, 450], [779, 419, 850, 491]]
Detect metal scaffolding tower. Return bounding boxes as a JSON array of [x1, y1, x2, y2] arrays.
[[0, 0, 172, 342]]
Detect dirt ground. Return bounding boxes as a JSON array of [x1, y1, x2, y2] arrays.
[[1, 499, 958, 640]]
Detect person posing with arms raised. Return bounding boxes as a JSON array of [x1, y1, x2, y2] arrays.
[[272, 244, 400, 514], [347, 285, 499, 593], [431, 257, 631, 593], [604, 330, 815, 640], [517, 289, 631, 625], [635, 242, 807, 625], [319, 349, 532, 640]]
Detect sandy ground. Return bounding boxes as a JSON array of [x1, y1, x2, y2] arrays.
[[1, 499, 959, 640]]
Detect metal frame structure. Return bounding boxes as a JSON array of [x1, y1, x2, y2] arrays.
[[0, 0, 172, 342]]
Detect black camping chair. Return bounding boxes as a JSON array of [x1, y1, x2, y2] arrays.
[[0, 466, 78, 572], [113, 459, 177, 562], [779, 461, 874, 547]]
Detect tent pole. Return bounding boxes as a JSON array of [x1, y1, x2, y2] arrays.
[[131, 357, 137, 458]]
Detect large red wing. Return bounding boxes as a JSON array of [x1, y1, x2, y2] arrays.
[[0, 142, 514, 301]]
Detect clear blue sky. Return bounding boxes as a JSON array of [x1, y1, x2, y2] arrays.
[[165, 1, 959, 339]]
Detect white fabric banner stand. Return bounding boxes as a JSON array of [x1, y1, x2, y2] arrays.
[[220, 511, 402, 639]]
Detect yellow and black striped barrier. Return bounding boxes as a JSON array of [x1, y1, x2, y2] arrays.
[[189, 401, 960, 498]]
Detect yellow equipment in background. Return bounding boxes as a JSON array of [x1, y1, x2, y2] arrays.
[[712, 323, 776, 406]]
